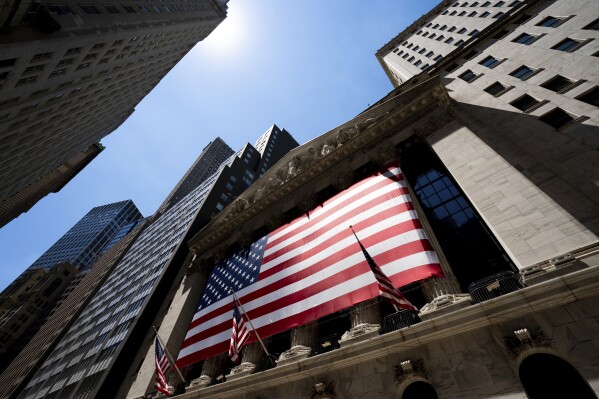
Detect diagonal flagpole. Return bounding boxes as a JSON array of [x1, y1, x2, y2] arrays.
[[229, 289, 270, 357], [153, 326, 186, 383]]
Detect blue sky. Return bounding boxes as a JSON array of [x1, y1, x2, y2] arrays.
[[0, 0, 439, 291]]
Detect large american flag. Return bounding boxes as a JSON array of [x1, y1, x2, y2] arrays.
[[154, 337, 171, 396], [177, 165, 443, 368], [228, 299, 250, 362]]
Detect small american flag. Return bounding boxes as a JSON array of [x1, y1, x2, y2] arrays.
[[154, 337, 171, 396], [228, 298, 250, 362], [351, 227, 417, 312]]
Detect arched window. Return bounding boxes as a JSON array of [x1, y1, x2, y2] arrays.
[[402, 381, 439, 399], [519, 353, 597, 398]]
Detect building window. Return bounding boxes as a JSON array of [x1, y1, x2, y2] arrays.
[[139, 5, 149, 13], [445, 63, 461, 73], [537, 16, 566, 27], [429, 33, 436, 39], [23, 64, 45, 75], [551, 38, 586, 52], [408, 56, 415, 62], [440, 25, 447, 31], [448, 26, 457, 32], [16, 76, 37, 86], [494, 12, 505, 18], [575, 86, 599, 107], [46, 4, 74, 15], [513, 33, 538, 45], [426, 51, 434, 58], [510, 94, 542, 112], [458, 27, 468, 34], [579, 17, 598, 31], [464, 50, 478, 60], [468, 11, 477, 17], [419, 48, 426, 54], [459, 11, 467, 16], [402, 142, 516, 290], [436, 35, 445, 41], [79, 4, 100, 14], [123, 5, 136, 13], [494, 1, 505, 6], [455, 39, 465, 46], [539, 107, 574, 129], [31, 52, 52, 62], [414, 60, 422, 66], [539, 75, 576, 92], [484, 81, 511, 96], [469, 29, 479, 36], [434, 55, 444, 62], [482, 1, 491, 6], [458, 69, 478, 82], [479, 55, 501, 68], [510, 65, 535, 80], [445, 37, 454, 44], [103, 4, 119, 13]]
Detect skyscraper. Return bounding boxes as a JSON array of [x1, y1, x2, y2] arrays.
[[18, 127, 298, 399], [157, 137, 234, 214], [29, 200, 142, 271], [0, 0, 229, 225]]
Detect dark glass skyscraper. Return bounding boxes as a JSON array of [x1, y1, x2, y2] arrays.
[[29, 200, 142, 271]]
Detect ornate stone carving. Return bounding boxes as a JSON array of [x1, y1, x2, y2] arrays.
[[393, 359, 428, 385], [311, 381, 336, 399], [339, 323, 380, 346], [189, 375, 212, 388], [418, 294, 471, 320], [330, 172, 354, 191], [411, 107, 456, 138], [186, 257, 213, 277], [277, 345, 312, 366], [370, 144, 400, 168], [503, 328, 554, 359], [226, 362, 256, 381]]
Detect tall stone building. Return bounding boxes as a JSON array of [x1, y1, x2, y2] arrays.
[[0, 0, 229, 226], [18, 127, 299, 399], [135, 1, 598, 398]]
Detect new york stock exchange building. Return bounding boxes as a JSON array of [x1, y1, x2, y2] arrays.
[[127, 1, 599, 398]]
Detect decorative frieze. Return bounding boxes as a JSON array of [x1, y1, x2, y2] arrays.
[[393, 359, 429, 385], [503, 327, 554, 359]]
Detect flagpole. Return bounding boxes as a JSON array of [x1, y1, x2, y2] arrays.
[[229, 289, 270, 357], [153, 326, 186, 383]]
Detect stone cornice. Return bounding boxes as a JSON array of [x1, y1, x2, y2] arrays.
[[177, 265, 599, 399], [186, 77, 455, 260]]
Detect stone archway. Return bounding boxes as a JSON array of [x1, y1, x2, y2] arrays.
[[519, 352, 597, 399]]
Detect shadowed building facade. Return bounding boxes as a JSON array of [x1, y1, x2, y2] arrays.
[[0, 0, 229, 226]]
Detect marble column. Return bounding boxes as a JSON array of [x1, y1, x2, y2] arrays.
[[339, 298, 381, 347], [277, 321, 317, 366]]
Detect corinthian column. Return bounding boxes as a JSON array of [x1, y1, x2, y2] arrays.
[[277, 321, 317, 366], [339, 298, 381, 347], [187, 353, 226, 389]]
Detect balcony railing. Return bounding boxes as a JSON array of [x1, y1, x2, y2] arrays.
[[381, 310, 421, 334], [468, 271, 524, 303], [314, 333, 341, 355]]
